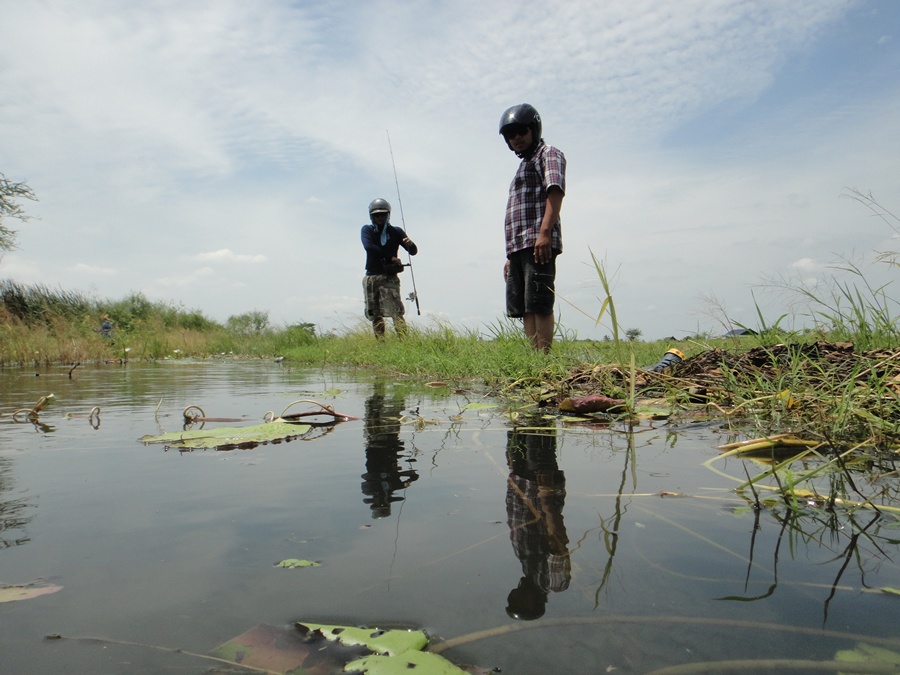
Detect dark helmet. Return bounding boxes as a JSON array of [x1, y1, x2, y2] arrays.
[[499, 103, 542, 155], [368, 198, 391, 216]]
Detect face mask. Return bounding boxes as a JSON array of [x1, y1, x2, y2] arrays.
[[371, 215, 389, 245]]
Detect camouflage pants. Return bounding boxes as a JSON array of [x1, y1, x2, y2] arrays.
[[363, 274, 405, 320]]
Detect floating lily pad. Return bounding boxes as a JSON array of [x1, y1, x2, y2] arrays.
[[210, 622, 486, 674], [297, 623, 428, 656], [139, 420, 311, 450], [835, 642, 900, 669], [275, 558, 320, 569], [210, 623, 344, 673], [347, 648, 469, 674], [0, 583, 63, 604]]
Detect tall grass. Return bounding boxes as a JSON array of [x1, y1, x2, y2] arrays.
[[759, 190, 900, 350], [0, 278, 686, 381], [0, 282, 319, 366], [282, 318, 653, 386]]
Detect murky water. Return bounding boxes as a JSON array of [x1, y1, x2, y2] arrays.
[[2, 360, 899, 673]]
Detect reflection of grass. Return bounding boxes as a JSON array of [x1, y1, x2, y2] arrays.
[[579, 481, 900, 670]]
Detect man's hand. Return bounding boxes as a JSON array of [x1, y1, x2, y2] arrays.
[[503, 259, 510, 280], [533, 231, 552, 265]]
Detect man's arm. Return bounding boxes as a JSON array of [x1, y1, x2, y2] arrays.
[[401, 236, 417, 256], [361, 226, 381, 254], [533, 186, 564, 264]]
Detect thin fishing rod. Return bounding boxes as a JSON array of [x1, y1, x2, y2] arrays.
[[386, 129, 421, 315]]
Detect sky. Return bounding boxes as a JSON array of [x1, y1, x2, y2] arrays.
[[1, 0, 899, 341]]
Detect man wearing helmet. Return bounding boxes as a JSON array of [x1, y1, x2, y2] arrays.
[[499, 103, 566, 353], [361, 198, 418, 338]]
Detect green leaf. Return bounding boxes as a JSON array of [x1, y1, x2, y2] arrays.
[[275, 559, 320, 569], [211, 622, 487, 675], [139, 420, 311, 450], [296, 623, 428, 656], [835, 641, 900, 666], [881, 587, 900, 596], [346, 649, 469, 674]]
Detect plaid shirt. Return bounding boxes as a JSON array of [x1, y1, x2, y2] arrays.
[[504, 141, 566, 257], [506, 473, 571, 594]]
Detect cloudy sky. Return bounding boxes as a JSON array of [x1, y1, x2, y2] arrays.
[[2, 0, 898, 340]]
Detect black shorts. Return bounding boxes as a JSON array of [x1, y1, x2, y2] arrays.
[[506, 248, 556, 317]]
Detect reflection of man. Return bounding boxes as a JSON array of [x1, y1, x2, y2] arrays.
[[505, 427, 570, 620], [361, 382, 418, 519]]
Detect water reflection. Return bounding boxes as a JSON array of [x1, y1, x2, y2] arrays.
[[2, 364, 900, 673], [0, 457, 33, 549], [505, 424, 571, 620], [727, 493, 894, 623], [10, 417, 54, 434], [361, 382, 419, 518]]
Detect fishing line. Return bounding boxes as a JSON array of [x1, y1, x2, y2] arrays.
[[386, 130, 421, 315]]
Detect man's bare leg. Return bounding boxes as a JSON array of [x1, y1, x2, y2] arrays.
[[523, 313, 553, 353]]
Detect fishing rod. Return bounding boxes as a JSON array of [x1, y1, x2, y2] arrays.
[[386, 130, 421, 315]]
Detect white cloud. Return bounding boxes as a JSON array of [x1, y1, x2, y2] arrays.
[[153, 267, 216, 288], [2, 0, 897, 339], [790, 258, 822, 271], [194, 249, 267, 263], [71, 263, 117, 276]]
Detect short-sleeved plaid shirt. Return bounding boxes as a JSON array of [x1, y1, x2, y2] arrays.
[[504, 141, 566, 257]]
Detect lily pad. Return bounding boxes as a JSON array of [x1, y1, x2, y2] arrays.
[[139, 420, 311, 450], [275, 558, 320, 569], [210, 623, 346, 673], [0, 583, 63, 604], [835, 642, 900, 669], [346, 649, 468, 674], [211, 622, 488, 675], [297, 623, 428, 656]]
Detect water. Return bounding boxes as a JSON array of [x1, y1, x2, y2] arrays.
[[2, 360, 899, 674]]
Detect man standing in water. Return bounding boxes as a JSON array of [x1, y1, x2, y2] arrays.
[[499, 104, 566, 352], [361, 198, 418, 339]]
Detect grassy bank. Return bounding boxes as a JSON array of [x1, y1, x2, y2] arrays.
[[0, 281, 319, 367], [2, 275, 895, 380], [9, 279, 897, 449], [0, 280, 694, 382]]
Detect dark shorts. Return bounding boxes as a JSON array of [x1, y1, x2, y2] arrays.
[[506, 248, 556, 317]]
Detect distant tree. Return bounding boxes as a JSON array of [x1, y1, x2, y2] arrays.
[[625, 327, 643, 342], [280, 322, 317, 346], [0, 172, 38, 252], [227, 310, 270, 334]]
